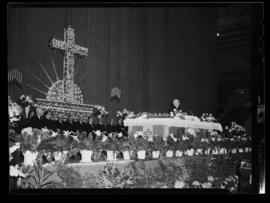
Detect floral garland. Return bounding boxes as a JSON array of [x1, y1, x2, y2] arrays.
[[200, 113, 217, 122]]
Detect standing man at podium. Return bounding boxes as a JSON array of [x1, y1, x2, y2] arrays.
[[167, 98, 182, 116]]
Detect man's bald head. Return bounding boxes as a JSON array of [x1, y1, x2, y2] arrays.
[[173, 99, 180, 108]]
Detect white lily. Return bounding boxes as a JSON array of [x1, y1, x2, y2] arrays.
[[95, 130, 101, 137], [101, 135, 107, 142], [118, 132, 123, 138], [207, 176, 215, 182], [42, 128, 50, 133], [63, 131, 70, 138], [174, 181, 185, 188], [9, 142, 21, 154], [51, 131, 58, 138], [72, 136, 79, 142], [21, 127, 33, 135]]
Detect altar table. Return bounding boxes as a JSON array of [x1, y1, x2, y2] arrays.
[[124, 117, 222, 136]]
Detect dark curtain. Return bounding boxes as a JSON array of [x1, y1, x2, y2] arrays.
[[8, 7, 217, 121]]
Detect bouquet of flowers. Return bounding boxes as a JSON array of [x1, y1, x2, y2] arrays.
[[8, 96, 23, 124], [17, 95, 34, 108], [116, 108, 135, 120], [93, 105, 109, 118], [229, 122, 247, 137], [20, 127, 40, 152], [200, 113, 217, 122]]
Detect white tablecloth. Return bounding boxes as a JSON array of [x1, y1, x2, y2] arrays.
[[124, 117, 222, 135]]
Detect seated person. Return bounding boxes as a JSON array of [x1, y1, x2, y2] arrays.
[[167, 98, 182, 115]]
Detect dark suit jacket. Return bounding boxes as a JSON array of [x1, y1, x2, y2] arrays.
[[167, 104, 182, 114]]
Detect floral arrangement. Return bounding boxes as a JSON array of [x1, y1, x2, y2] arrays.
[[20, 127, 41, 152], [228, 122, 247, 136], [116, 108, 135, 120], [93, 105, 109, 118], [200, 113, 217, 122], [149, 136, 166, 151], [17, 95, 34, 108], [8, 96, 23, 123]]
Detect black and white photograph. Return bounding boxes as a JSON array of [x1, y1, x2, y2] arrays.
[[7, 2, 265, 194]]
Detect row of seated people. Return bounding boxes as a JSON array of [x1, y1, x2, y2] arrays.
[[14, 107, 127, 135]]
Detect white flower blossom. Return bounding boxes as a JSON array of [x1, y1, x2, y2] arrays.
[[42, 128, 50, 133], [207, 176, 215, 182], [186, 128, 195, 136], [101, 135, 107, 142], [9, 142, 21, 154], [10, 165, 26, 177], [95, 130, 101, 137], [72, 136, 79, 143], [51, 131, 58, 138], [21, 127, 33, 135], [192, 181, 200, 186], [117, 132, 123, 138], [63, 131, 70, 138], [174, 181, 185, 188], [202, 182, 212, 188]]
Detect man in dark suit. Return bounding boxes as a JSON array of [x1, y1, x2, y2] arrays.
[[167, 98, 182, 115]]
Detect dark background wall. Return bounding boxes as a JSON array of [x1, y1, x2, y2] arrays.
[[8, 7, 217, 119]]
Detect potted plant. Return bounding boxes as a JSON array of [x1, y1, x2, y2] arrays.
[[165, 136, 175, 158], [136, 136, 149, 160], [175, 139, 184, 157], [119, 139, 132, 160], [100, 137, 117, 161], [20, 127, 39, 166], [151, 136, 165, 159], [79, 138, 94, 163]]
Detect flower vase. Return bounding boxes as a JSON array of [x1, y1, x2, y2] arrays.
[[175, 150, 183, 157], [23, 150, 38, 166], [187, 149, 194, 156], [231, 148, 237, 154], [80, 150, 93, 162], [219, 148, 224, 155], [107, 150, 115, 161], [137, 150, 146, 160], [123, 151, 130, 160], [152, 151, 160, 159], [166, 150, 174, 158], [197, 148, 203, 155]]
